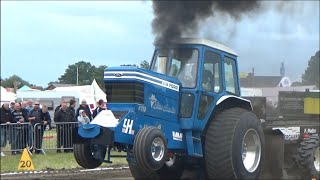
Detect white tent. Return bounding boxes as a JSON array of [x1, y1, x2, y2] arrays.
[[91, 79, 107, 102], [1, 86, 17, 105], [52, 80, 107, 102]]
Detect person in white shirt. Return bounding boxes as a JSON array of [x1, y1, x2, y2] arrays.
[[77, 110, 90, 125]]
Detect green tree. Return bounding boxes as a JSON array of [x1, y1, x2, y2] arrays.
[[140, 60, 150, 69], [93, 65, 108, 91], [58, 61, 95, 85], [0, 75, 31, 88], [302, 51, 320, 88]]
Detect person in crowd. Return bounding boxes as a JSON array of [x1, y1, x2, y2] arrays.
[[77, 110, 90, 125], [93, 99, 106, 118], [31, 105, 51, 154], [20, 101, 29, 118], [41, 105, 51, 130], [54, 98, 66, 114], [67, 99, 77, 122], [28, 101, 43, 154], [26, 99, 34, 113], [28, 102, 42, 126], [1, 103, 14, 156], [11, 103, 26, 155], [20, 101, 32, 150], [55, 102, 71, 153], [54, 98, 65, 153], [62, 99, 77, 152], [9, 102, 15, 112], [76, 99, 92, 121]]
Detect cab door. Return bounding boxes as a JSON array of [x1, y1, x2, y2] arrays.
[[193, 49, 223, 130]]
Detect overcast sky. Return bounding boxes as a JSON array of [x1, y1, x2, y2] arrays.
[[1, 1, 319, 87]]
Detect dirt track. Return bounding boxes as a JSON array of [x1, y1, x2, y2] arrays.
[[1, 167, 133, 180], [1, 166, 303, 180]]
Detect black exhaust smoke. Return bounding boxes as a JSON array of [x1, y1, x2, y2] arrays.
[[152, 1, 261, 45]]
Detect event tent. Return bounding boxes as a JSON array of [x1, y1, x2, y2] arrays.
[[52, 79, 107, 102], [1, 86, 17, 105]]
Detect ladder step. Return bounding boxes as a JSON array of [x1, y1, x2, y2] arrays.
[[193, 153, 203, 157], [192, 136, 201, 141]]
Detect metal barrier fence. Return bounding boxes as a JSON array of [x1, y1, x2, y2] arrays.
[[1, 122, 79, 155], [1, 123, 33, 155], [33, 122, 78, 154]]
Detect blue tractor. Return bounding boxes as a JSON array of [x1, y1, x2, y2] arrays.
[[73, 38, 265, 179]]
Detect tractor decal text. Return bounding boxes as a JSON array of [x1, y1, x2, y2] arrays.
[[104, 71, 180, 92], [303, 128, 317, 134], [138, 105, 147, 112], [122, 118, 134, 135], [172, 131, 183, 141], [149, 94, 176, 114]]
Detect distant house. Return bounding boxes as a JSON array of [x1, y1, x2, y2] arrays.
[[30, 86, 44, 91], [240, 73, 291, 88], [45, 83, 75, 90]]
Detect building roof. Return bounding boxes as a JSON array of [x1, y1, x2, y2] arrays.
[[45, 83, 75, 90], [171, 38, 238, 56], [240, 76, 284, 88], [30, 86, 44, 91]]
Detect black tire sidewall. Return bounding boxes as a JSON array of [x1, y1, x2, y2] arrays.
[[310, 144, 320, 179], [143, 128, 167, 171], [74, 143, 102, 169], [134, 127, 167, 171], [297, 135, 319, 179], [232, 111, 265, 179]]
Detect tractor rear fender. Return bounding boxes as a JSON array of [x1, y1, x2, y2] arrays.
[[215, 95, 252, 111], [203, 95, 252, 133], [213, 95, 252, 118]]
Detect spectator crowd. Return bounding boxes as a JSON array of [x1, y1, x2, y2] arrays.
[[0, 98, 106, 156]]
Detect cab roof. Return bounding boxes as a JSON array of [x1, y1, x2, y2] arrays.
[[170, 38, 238, 56]]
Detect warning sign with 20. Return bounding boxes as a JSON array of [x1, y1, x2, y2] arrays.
[[18, 148, 35, 171]]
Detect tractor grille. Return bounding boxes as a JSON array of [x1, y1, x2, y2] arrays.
[[112, 111, 128, 120], [105, 82, 144, 103]]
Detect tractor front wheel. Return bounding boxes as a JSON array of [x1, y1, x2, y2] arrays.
[[133, 127, 167, 172]]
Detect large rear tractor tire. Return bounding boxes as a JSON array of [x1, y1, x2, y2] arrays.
[[296, 134, 319, 180], [74, 143, 103, 169], [157, 154, 184, 180], [133, 127, 167, 172], [205, 108, 265, 179], [128, 158, 160, 180], [128, 154, 184, 180]]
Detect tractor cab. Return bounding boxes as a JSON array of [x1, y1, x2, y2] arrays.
[[150, 38, 242, 131]]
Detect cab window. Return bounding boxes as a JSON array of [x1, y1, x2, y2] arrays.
[[151, 48, 199, 88], [202, 51, 221, 93], [224, 57, 239, 95]]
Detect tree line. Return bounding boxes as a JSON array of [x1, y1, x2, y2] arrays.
[[1, 60, 150, 90], [1, 51, 319, 89]]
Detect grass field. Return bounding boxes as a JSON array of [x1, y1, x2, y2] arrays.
[[0, 150, 128, 173]]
